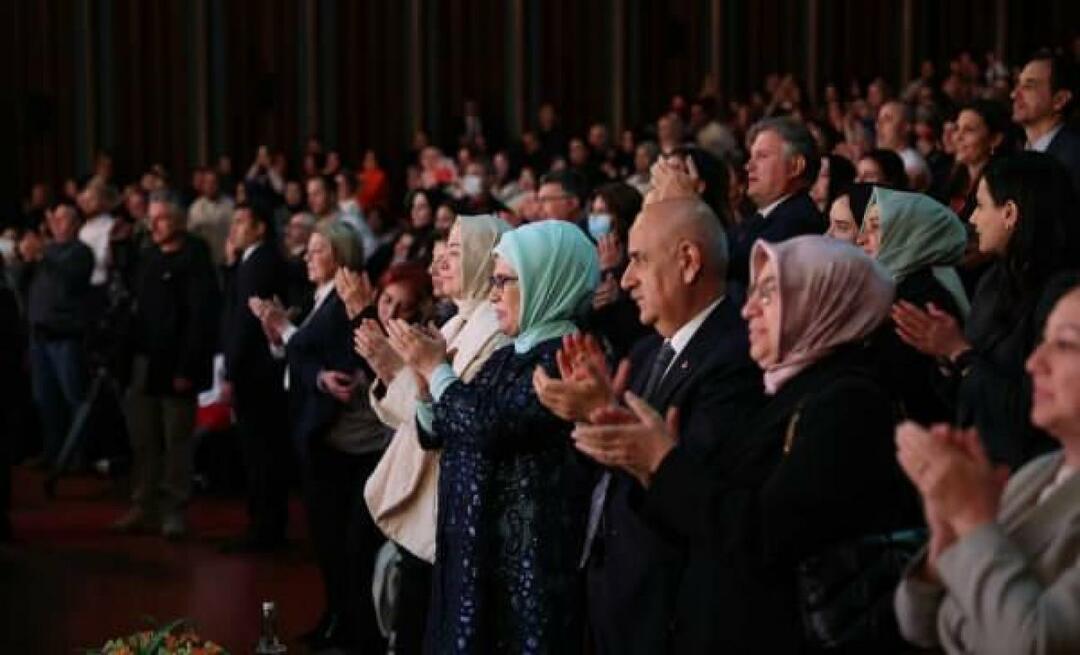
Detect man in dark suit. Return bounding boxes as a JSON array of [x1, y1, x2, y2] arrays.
[[727, 117, 824, 286], [535, 196, 765, 654], [220, 201, 291, 551], [1013, 49, 1080, 194]]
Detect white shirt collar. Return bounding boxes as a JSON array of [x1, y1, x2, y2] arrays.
[[667, 296, 725, 364], [1027, 122, 1064, 153], [241, 243, 260, 262], [312, 281, 334, 308], [758, 194, 792, 219]]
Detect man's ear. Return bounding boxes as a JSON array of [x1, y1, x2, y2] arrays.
[[1052, 89, 1073, 116], [679, 240, 704, 285], [788, 154, 806, 184]]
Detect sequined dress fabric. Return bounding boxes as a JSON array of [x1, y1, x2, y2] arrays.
[[418, 339, 588, 654]]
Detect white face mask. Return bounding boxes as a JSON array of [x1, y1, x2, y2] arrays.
[[461, 174, 483, 197], [587, 213, 613, 240]]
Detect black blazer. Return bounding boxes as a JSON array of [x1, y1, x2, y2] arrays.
[[727, 192, 824, 286], [641, 345, 920, 653], [586, 292, 766, 655], [221, 242, 288, 404], [284, 291, 365, 449], [1047, 124, 1080, 195]]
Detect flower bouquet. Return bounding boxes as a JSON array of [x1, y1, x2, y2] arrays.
[[91, 618, 229, 655]]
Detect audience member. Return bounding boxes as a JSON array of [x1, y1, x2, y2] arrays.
[[1013, 49, 1080, 192], [219, 201, 292, 552], [728, 117, 824, 286], [114, 196, 219, 539], [187, 170, 235, 266], [24, 203, 93, 467], [895, 278, 1080, 654]]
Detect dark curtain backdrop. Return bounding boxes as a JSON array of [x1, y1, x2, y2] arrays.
[[3, 0, 1078, 211]]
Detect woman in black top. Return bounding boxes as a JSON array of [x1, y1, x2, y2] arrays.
[[893, 152, 1080, 468]]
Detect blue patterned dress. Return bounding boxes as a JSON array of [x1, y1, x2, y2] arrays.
[[418, 338, 589, 654]]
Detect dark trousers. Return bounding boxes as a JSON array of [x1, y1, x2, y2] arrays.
[[393, 546, 433, 655], [303, 442, 386, 650], [29, 335, 87, 464], [235, 385, 291, 541]]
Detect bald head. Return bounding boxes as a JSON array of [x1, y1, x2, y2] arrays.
[[633, 197, 729, 279], [623, 197, 728, 337]]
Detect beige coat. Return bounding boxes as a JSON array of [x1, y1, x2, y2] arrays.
[[895, 450, 1080, 654], [363, 211, 512, 563]]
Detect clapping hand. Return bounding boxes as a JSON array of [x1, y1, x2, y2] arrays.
[[354, 318, 404, 383], [533, 333, 630, 423], [896, 421, 1009, 573], [891, 301, 971, 361], [335, 268, 376, 319], [249, 296, 290, 344], [645, 155, 700, 205], [597, 233, 624, 271], [592, 275, 621, 310], [572, 392, 680, 487], [318, 370, 358, 403], [385, 319, 449, 379]]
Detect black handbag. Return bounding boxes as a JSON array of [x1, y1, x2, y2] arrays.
[[796, 528, 926, 649], [782, 404, 926, 650]]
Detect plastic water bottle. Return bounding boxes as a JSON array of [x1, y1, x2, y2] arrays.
[[254, 601, 288, 654]]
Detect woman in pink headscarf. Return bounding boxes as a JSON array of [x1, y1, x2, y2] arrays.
[[572, 235, 921, 652]]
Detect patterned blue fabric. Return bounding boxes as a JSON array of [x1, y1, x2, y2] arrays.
[[418, 338, 589, 654]]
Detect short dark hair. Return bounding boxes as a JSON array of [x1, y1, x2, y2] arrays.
[[235, 199, 275, 241], [539, 169, 587, 206], [1027, 48, 1078, 116], [860, 149, 908, 190]]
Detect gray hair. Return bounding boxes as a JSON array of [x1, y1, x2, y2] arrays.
[[290, 211, 317, 229], [746, 117, 820, 183], [316, 220, 364, 270], [147, 191, 185, 223]]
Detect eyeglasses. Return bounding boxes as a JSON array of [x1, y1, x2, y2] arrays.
[[489, 274, 519, 291], [747, 279, 777, 306]]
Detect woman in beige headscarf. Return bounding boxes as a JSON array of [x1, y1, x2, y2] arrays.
[[354, 214, 510, 650]]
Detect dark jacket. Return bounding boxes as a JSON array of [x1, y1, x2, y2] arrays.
[[586, 294, 766, 655], [1046, 124, 1080, 196], [874, 268, 964, 425], [221, 242, 288, 405], [727, 192, 825, 286], [642, 345, 920, 653], [955, 265, 1065, 468], [131, 234, 220, 395], [284, 291, 364, 449], [27, 240, 94, 337]]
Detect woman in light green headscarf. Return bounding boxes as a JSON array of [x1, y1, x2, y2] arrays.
[[858, 186, 971, 317], [384, 220, 599, 654], [857, 187, 970, 424]]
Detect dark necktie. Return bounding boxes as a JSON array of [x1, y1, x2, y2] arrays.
[[580, 340, 676, 568]]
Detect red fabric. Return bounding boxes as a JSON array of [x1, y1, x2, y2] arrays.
[[196, 402, 233, 432], [359, 168, 389, 211]]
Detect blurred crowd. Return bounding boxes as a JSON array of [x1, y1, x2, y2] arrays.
[[2, 42, 1080, 654]]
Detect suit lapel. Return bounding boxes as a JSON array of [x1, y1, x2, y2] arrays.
[[650, 298, 740, 410]]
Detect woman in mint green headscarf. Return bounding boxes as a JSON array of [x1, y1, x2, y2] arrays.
[[857, 187, 970, 424], [385, 220, 599, 654]]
